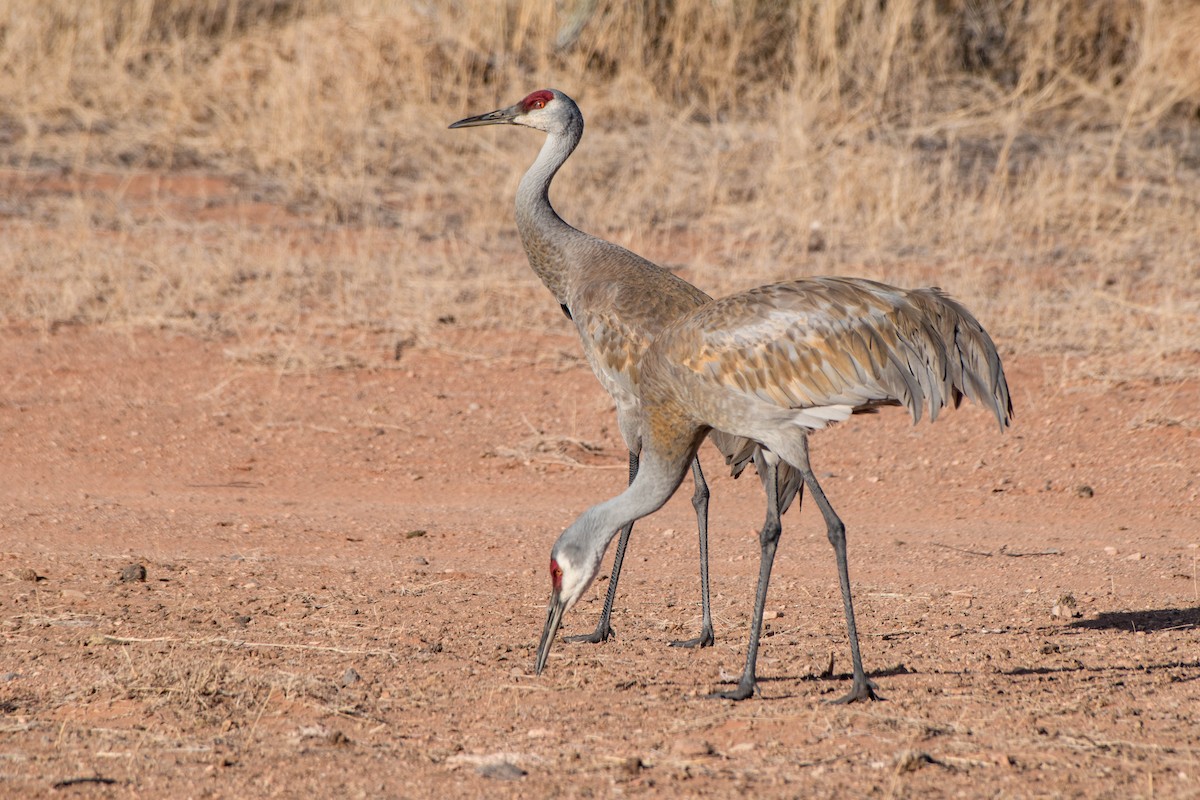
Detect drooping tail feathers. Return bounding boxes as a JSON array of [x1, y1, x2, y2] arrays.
[[908, 288, 1013, 433]]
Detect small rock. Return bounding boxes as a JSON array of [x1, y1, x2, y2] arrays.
[[1, 672, 20, 682], [1103, 546, 1118, 556], [1075, 485, 1094, 498], [61, 589, 86, 602], [405, 529, 427, 539], [232, 615, 251, 627], [414, 556, 429, 566], [477, 762, 526, 780], [119, 564, 147, 583], [341, 667, 361, 686], [1126, 552, 1144, 561], [15, 568, 39, 582]]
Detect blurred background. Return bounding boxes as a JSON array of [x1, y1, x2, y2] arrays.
[[0, 0, 1197, 380]]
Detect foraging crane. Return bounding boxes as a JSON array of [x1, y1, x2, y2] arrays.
[[450, 89, 802, 648], [536, 277, 1012, 702]]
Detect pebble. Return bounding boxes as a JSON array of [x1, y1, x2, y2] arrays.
[[119, 563, 147, 583], [477, 762, 525, 780], [341, 667, 361, 686], [15, 568, 39, 582], [1075, 485, 1095, 498]]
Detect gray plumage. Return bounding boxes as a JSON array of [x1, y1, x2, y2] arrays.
[[537, 276, 1012, 702]]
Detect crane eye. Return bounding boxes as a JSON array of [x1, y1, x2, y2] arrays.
[[532, 100, 545, 109]]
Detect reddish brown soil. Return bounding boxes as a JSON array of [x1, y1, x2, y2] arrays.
[[2, 320, 1198, 799]]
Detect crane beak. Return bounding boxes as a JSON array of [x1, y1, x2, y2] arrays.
[[535, 589, 566, 675], [448, 103, 521, 129]]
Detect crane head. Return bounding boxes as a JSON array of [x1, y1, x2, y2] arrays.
[[534, 516, 607, 674], [449, 89, 579, 135]]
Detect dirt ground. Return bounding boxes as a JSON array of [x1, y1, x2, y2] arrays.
[[1, 312, 1197, 799], [0, 167, 1198, 799]]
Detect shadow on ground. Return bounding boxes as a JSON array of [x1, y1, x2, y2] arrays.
[[1069, 607, 1200, 633]]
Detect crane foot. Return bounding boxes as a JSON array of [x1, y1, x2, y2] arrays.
[[706, 680, 756, 701], [668, 626, 714, 648], [563, 622, 615, 644], [827, 677, 881, 704]]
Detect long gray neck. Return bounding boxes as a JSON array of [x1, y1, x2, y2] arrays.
[[558, 443, 695, 571], [515, 118, 586, 303]]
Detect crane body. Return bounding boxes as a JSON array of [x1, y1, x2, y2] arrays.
[[536, 277, 1012, 702]]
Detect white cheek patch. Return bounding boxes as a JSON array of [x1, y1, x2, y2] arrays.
[[553, 553, 590, 612]]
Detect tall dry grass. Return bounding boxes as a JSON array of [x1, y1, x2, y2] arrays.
[[0, 0, 1197, 380]]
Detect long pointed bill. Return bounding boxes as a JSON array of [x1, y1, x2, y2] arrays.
[[448, 103, 522, 129], [535, 591, 566, 675]]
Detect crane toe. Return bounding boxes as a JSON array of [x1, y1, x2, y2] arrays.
[[563, 624, 616, 645], [706, 681, 757, 701], [668, 626, 715, 648], [828, 677, 882, 704]]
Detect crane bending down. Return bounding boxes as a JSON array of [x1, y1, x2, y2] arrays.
[[450, 89, 802, 648], [536, 277, 1012, 702]]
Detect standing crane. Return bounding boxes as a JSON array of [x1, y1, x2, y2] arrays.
[[450, 89, 801, 648], [535, 277, 1012, 702]]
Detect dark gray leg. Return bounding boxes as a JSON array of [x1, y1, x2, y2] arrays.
[[565, 450, 638, 644], [670, 457, 715, 648], [708, 460, 783, 700], [798, 437, 879, 703]]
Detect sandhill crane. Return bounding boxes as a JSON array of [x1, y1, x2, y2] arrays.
[[450, 89, 801, 648], [535, 277, 1012, 702]]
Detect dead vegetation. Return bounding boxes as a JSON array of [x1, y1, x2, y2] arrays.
[[0, 0, 1197, 382]]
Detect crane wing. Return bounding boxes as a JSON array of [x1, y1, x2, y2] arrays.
[[661, 278, 1010, 431]]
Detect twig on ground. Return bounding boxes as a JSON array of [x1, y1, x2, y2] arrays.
[[932, 543, 993, 557]]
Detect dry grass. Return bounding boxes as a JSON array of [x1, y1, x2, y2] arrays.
[[0, 0, 1198, 379]]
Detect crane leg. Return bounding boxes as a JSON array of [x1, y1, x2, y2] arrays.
[[798, 438, 880, 703], [708, 460, 781, 700], [670, 457, 715, 648], [564, 450, 638, 644]]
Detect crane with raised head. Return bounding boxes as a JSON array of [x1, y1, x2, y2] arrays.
[[450, 89, 802, 648], [535, 277, 1012, 702]]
